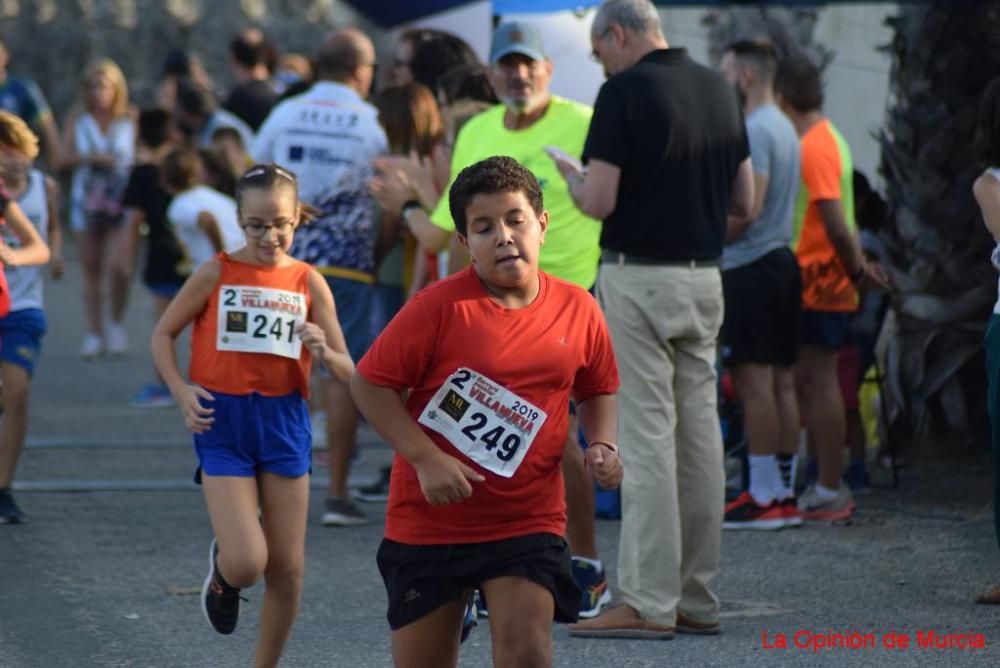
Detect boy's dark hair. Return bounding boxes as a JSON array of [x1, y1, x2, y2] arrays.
[[161, 147, 201, 192], [448, 156, 543, 236], [410, 32, 479, 94], [210, 125, 245, 148], [977, 78, 1000, 168], [175, 77, 216, 118], [723, 40, 778, 83], [199, 148, 237, 197], [230, 30, 272, 69], [775, 57, 823, 113], [138, 109, 172, 149]]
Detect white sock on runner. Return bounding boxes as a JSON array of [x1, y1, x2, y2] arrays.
[[748, 455, 778, 505], [776, 453, 797, 500]]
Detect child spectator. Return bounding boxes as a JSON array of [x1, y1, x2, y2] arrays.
[[162, 148, 242, 272]]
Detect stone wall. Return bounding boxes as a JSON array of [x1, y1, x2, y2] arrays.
[[0, 0, 379, 123]]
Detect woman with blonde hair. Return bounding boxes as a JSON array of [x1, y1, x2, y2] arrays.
[[62, 58, 136, 358]]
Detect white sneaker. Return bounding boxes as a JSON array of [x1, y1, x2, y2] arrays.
[[106, 324, 128, 356], [80, 334, 104, 360]]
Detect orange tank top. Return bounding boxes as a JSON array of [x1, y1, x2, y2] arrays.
[[190, 253, 313, 398]]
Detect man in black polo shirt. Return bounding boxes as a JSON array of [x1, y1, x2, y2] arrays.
[[553, 0, 753, 639]]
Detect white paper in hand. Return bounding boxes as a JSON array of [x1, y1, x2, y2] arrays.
[[543, 146, 584, 174]]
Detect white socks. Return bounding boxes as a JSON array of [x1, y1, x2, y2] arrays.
[[748, 455, 779, 505]]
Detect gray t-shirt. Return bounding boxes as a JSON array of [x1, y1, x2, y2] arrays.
[[722, 104, 800, 271]]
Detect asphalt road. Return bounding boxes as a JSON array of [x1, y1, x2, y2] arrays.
[[2, 243, 1000, 667]]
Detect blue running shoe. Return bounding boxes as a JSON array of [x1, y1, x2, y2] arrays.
[[460, 595, 478, 643], [0, 488, 25, 524], [572, 558, 612, 619]]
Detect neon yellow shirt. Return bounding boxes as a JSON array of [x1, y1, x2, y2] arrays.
[[431, 96, 601, 289]]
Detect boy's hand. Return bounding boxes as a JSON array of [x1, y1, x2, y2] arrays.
[[176, 384, 215, 433], [586, 442, 623, 490], [296, 322, 328, 359], [413, 449, 485, 505]]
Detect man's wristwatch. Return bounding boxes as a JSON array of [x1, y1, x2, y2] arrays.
[[401, 199, 423, 218]]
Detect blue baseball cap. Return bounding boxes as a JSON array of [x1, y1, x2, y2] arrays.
[[490, 22, 547, 65]]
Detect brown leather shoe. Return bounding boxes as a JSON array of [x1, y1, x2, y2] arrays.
[[975, 585, 1000, 605], [568, 603, 675, 640], [675, 612, 721, 635]]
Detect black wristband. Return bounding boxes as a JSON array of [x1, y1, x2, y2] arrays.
[[401, 199, 423, 217]]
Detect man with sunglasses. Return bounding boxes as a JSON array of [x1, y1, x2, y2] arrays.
[[253, 28, 388, 528]]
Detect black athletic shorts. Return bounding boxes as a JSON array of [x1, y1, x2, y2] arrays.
[[721, 247, 802, 367], [376, 532, 581, 630]]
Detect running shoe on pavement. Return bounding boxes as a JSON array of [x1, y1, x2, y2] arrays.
[[201, 540, 242, 635], [106, 323, 129, 356], [572, 557, 613, 618], [352, 465, 391, 503], [778, 496, 803, 528], [797, 483, 855, 521], [321, 497, 368, 526], [722, 492, 785, 530], [460, 595, 478, 643], [80, 334, 103, 360], [0, 488, 25, 524]]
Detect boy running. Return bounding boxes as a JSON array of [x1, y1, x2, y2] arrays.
[[352, 156, 622, 667], [151, 164, 353, 667], [0, 110, 57, 524]]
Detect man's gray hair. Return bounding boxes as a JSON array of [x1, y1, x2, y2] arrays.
[[592, 0, 663, 39]]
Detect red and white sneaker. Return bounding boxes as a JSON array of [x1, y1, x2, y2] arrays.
[[723, 492, 785, 530], [778, 496, 803, 528]]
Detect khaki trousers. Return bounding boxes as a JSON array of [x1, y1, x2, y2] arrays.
[[597, 262, 726, 626]]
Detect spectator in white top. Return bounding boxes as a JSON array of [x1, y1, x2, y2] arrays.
[[162, 148, 243, 272], [60, 59, 135, 360], [253, 28, 388, 528], [175, 77, 253, 150]]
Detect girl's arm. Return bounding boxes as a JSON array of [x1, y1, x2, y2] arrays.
[[0, 199, 49, 267], [297, 269, 354, 383], [196, 211, 224, 252], [44, 176, 63, 279], [151, 260, 220, 433]]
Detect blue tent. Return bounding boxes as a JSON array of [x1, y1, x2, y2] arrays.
[[345, 1, 865, 27], [345, 1, 598, 28]]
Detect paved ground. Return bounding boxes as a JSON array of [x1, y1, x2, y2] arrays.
[[3, 243, 1000, 667]]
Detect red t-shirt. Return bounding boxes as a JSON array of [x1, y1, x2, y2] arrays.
[[357, 268, 619, 545]]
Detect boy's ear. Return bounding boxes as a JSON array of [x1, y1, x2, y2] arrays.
[[456, 232, 470, 250], [538, 210, 549, 244]]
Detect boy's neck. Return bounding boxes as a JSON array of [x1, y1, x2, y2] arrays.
[[478, 273, 541, 310]]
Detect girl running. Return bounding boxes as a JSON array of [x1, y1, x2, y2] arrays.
[[151, 164, 353, 667]]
